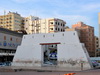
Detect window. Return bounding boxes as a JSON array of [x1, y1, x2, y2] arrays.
[[10, 17, 12, 19], [0, 19, 3, 20], [10, 21, 12, 23], [55, 22, 57, 25], [6, 18, 9, 20], [31, 30, 34, 32], [58, 22, 59, 25], [63, 24, 65, 27], [96, 38, 98, 40], [58, 28, 60, 31], [53, 34, 54, 37], [50, 22, 53, 24], [97, 42, 98, 44], [73, 33, 75, 35], [62, 33, 64, 36], [55, 28, 57, 31], [97, 45, 99, 47], [31, 24, 34, 26], [36, 29, 39, 31], [50, 28, 53, 30], [10, 37, 12, 41], [61, 23, 62, 26], [61, 29, 63, 32], [9, 28, 12, 30], [4, 36, 6, 40], [43, 35, 45, 37]]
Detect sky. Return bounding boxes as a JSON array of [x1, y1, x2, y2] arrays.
[[0, 0, 100, 36]]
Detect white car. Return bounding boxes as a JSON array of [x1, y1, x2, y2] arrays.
[[44, 61, 53, 65], [91, 60, 99, 67]]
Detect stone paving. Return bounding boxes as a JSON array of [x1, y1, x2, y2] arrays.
[[0, 70, 100, 75], [0, 67, 100, 75]]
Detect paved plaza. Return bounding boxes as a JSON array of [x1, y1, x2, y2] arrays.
[[0, 69, 100, 75]]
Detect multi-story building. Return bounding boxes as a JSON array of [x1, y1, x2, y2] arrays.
[[24, 16, 40, 34], [24, 17, 66, 34], [0, 12, 23, 32], [97, 13, 100, 57], [0, 28, 23, 62], [0, 12, 66, 34], [72, 22, 95, 57], [95, 36, 100, 56], [98, 13, 100, 48]]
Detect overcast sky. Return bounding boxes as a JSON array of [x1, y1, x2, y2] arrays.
[[0, 0, 100, 36]]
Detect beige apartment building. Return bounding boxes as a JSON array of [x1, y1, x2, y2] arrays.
[[97, 13, 100, 56], [24, 16, 66, 34], [72, 22, 95, 57], [0, 12, 66, 34], [0, 12, 23, 32], [24, 16, 40, 34]]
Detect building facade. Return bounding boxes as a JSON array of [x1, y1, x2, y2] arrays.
[[95, 36, 100, 56], [24, 16, 40, 34], [24, 17, 66, 34], [72, 22, 95, 57], [0, 13, 66, 34], [0, 12, 23, 32], [98, 13, 100, 48], [12, 31, 92, 71], [0, 28, 23, 62]]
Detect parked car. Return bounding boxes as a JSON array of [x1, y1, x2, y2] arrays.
[[0, 62, 11, 67], [44, 61, 53, 65], [91, 60, 99, 67], [0, 62, 6, 67], [5, 61, 11, 66]]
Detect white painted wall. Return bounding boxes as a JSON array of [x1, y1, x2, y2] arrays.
[[12, 31, 92, 71]]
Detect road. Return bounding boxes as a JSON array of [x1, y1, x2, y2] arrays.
[[0, 69, 100, 75]]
